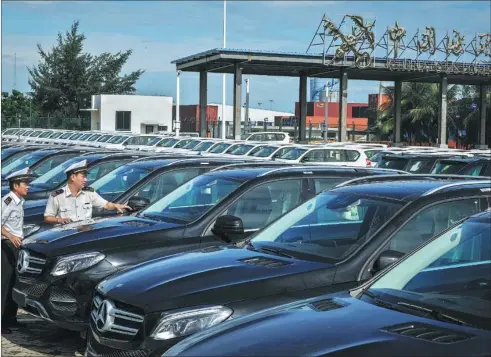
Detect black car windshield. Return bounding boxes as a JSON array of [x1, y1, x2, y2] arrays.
[[31, 157, 86, 188], [378, 157, 409, 170], [1, 152, 46, 175], [279, 148, 307, 160], [193, 141, 215, 152], [250, 192, 403, 261], [91, 165, 153, 200], [365, 214, 491, 330], [141, 175, 243, 224], [158, 138, 179, 148], [209, 143, 232, 153]]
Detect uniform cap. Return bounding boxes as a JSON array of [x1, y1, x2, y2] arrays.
[[64, 160, 88, 175], [5, 167, 34, 182]]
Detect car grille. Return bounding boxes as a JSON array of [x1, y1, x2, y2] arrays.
[[19, 281, 48, 298], [91, 294, 144, 340], [17, 249, 47, 276], [49, 289, 78, 314]]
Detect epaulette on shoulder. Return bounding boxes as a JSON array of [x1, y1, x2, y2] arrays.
[[4, 196, 12, 205], [51, 189, 64, 197], [82, 187, 95, 192]]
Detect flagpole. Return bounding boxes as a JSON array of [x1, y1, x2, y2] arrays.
[[221, 0, 227, 139]]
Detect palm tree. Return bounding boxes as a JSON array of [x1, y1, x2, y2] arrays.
[[375, 82, 458, 144]]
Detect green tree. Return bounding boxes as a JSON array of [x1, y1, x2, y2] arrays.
[[28, 21, 144, 117], [1, 90, 36, 128], [375, 82, 458, 144]]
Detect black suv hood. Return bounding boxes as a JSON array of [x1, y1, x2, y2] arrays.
[[166, 292, 487, 357], [97, 246, 332, 313], [23, 216, 182, 257]]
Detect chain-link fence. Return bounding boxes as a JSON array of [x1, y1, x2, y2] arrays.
[[2, 116, 90, 131]]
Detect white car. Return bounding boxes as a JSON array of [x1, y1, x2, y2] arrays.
[[276, 146, 378, 167], [241, 131, 292, 143]]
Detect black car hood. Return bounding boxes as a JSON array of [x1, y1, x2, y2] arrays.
[[165, 292, 488, 357], [23, 199, 48, 218], [97, 246, 332, 313], [23, 216, 181, 257]]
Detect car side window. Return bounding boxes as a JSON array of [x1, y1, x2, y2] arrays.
[[313, 178, 345, 194], [31, 154, 77, 177], [304, 150, 326, 162], [133, 168, 202, 204], [225, 179, 303, 230], [345, 150, 361, 162], [326, 149, 343, 162], [387, 198, 487, 254], [250, 134, 262, 141]]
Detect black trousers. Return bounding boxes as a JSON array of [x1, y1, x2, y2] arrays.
[[1, 240, 18, 325]]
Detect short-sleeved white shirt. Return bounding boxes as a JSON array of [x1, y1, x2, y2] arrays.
[[2, 191, 25, 239], [44, 185, 108, 222]]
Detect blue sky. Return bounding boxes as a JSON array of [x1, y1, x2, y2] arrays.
[[2, 0, 490, 112]]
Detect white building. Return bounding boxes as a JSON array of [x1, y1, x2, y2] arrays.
[[210, 103, 294, 124], [85, 94, 173, 134]]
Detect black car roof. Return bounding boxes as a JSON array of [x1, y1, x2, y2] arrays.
[[202, 166, 408, 183], [332, 178, 491, 201]]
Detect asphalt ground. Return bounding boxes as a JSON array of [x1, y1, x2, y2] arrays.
[[1, 310, 86, 356]]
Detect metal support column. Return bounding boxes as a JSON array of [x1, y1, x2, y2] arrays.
[[393, 80, 403, 147], [175, 70, 181, 136], [298, 74, 308, 143], [245, 79, 250, 133], [436, 74, 448, 148], [233, 63, 243, 140], [199, 71, 208, 137], [338, 69, 348, 142], [476, 84, 489, 149]]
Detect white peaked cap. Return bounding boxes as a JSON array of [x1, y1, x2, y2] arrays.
[[5, 167, 32, 181], [64, 159, 88, 174]]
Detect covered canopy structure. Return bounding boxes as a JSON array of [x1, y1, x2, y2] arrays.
[[173, 48, 491, 147]]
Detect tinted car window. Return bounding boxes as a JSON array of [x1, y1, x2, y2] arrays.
[[388, 198, 485, 254], [91, 166, 153, 200], [132, 168, 202, 204], [31, 154, 78, 177], [460, 163, 487, 176], [226, 179, 302, 230], [431, 161, 467, 174], [345, 150, 361, 162], [86, 160, 132, 185]]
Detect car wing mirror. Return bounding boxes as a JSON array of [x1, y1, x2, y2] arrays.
[[373, 250, 404, 273], [211, 215, 244, 243]]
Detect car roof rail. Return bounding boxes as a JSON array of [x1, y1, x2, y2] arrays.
[[256, 164, 409, 177], [334, 174, 488, 188], [210, 161, 291, 172], [423, 180, 491, 196]]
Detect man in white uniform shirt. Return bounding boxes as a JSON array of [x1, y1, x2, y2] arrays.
[[44, 160, 131, 225], [1, 168, 33, 334]]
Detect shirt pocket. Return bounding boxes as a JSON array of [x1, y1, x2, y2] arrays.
[[60, 207, 74, 218], [82, 202, 93, 218]]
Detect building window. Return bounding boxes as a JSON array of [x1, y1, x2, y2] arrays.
[[115, 111, 131, 131], [352, 106, 368, 118], [158, 126, 168, 131]]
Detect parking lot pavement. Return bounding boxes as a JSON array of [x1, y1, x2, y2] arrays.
[[1, 310, 86, 356]]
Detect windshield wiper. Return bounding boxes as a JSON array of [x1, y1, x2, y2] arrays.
[[396, 302, 475, 328], [258, 246, 294, 259]]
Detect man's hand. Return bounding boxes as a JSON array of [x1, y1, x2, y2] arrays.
[[58, 218, 72, 225], [114, 203, 132, 214], [8, 234, 22, 248]]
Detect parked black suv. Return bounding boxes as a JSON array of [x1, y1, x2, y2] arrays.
[[377, 153, 471, 173], [86, 176, 490, 356], [162, 210, 491, 357], [13, 166, 403, 332], [431, 156, 491, 177]]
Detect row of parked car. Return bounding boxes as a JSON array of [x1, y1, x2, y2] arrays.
[[2, 129, 491, 356]]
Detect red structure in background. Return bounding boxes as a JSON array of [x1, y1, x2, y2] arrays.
[[172, 105, 219, 132], [292, 101, 369, 131]]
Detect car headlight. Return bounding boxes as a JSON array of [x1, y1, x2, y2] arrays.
[[23, 224, 40, 238], [150, 306, 233, 340], [51, 252, 105, 276]]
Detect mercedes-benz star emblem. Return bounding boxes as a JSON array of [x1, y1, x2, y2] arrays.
[[17, 250, 29, 274], [95, 300, 115, 333]]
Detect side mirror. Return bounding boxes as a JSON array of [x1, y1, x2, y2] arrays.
[[373, 250, 404, 273], [211, 215, 244, 243], [127, 196, 150, 211]]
